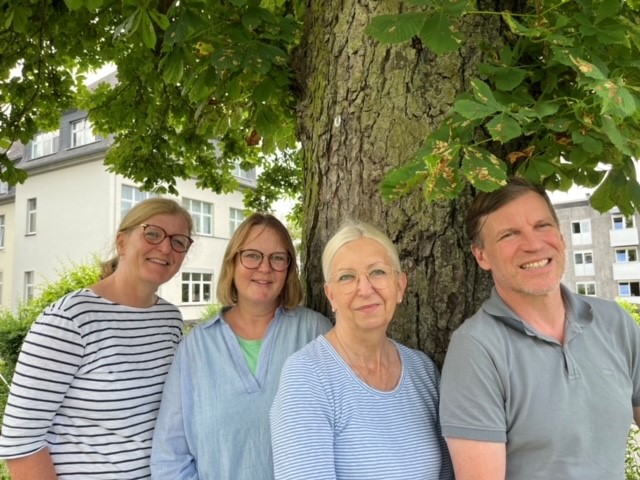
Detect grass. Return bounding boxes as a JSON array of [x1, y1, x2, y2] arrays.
[[0, 461, 8, 479]]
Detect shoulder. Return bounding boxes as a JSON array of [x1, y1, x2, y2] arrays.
[[282, 306, 331, 326], [396, 342, 440, 379]]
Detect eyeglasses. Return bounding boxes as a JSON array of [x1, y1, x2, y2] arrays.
[[238, 249, 291, 272], [330, 265, 396, 294], [140, 224, 193, 253]]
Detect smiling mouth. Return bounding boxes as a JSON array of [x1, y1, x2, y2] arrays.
[[148, 258, 169, 266], [521, 259, 550, 270]]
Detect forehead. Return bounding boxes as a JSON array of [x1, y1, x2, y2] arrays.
[[482, 191, 555, 230], [331, 237, 391, 270], [242, 226, 286, 249], [144, 213, 190, 233]]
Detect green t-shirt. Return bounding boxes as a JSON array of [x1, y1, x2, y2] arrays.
[[236, 336, 264, 374]]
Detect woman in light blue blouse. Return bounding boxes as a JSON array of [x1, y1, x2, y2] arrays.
[[270, 221, 453, 480], [151, 213, 331, 480]]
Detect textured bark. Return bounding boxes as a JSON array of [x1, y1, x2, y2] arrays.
[[294, 0, 516, 366]]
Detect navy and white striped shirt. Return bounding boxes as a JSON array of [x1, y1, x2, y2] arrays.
[[0, 288, 183, 479], [270, 335, 453, 480]]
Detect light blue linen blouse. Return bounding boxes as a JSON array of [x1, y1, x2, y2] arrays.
[[150, 306, 331, 480]]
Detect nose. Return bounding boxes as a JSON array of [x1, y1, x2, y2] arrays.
[[157, 236, 173, 254], [355, 272, 375, 294], [520, 229, 544, 250], [256, 256, 273, 272]]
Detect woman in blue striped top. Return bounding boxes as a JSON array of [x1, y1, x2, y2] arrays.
[[0, 198, 193, 480], [270, 221, 453, 480]]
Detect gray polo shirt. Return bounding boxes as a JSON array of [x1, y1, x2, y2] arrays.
[[440, 285, 640, 479]]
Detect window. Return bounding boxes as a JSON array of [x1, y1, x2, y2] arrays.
[[612, 214, 635, 231], [0, 215, 5, 249], [70, 118, 96, 147], [24, 271, 34, 301], [619, 282, 640, 297], [571, 220, 591, 234], [121, 185, 158, 218], [0, 183, 9, 195], [616, 248, 638, 263], [0, 272, 4, 305], [576, 282, 596, 296], [183, 199, 213, 235], [26, 198, 37, 234], [229, 208, 244, 235], [232, 162, 256, 181], [31, 131, 59, 158], [573, 251, 593, 265], [182, 272, 213, 303]]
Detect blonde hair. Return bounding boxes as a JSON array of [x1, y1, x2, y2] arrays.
[[101, 198, 194, 278], [322, 221, 401, 282], [216, 213, 303, 309]]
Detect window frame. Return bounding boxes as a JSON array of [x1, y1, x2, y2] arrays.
[[576, 282, 596, 296], [183, 198, 214, 236], [24, 271, 34, 301], [229, 207, 244, 235], [181, 271, 214, 304], [615, 247, 638, 263], [121, 185, 158, 218], [26, 198, 37, 235], [70, 117, 96, 148], [31, 131, 60, 158]]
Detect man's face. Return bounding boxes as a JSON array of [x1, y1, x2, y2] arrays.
[[471, 191, 566, 303]]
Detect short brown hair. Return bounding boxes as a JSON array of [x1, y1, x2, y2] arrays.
[[101, 197, 194, 278], [216, 213, 303, 309], [465, 177, 559, 247]]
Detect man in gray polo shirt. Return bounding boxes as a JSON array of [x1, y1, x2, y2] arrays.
[[440, 177, 640, 479]]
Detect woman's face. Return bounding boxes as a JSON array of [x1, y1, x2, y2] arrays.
[[116, 213, 191, 289], [233, 226, 289, 310], [324, 237, 406, 334]]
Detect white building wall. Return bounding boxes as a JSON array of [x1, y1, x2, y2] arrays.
[[0, 199, 16, 307]]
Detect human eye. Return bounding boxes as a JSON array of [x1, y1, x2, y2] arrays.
[[144, 226, 163, 242], [172, 235, 191, 251], [369, 267, 390, 278], [271, 252, 289, 264], [242, 250, 262, 261], [336, 271, 356, 284]]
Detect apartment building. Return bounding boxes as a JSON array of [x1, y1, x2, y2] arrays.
[[0, 108, 254, 322], [555, 196, 640, 304]]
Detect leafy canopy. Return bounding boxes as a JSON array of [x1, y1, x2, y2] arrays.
[[2, 0, 640, 214], [367, 0, 640, 214]]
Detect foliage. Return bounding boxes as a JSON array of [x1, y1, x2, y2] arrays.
[[619, 300, 640, 325], [1, 0, 303, 212], [628, 425, 640, 480], [3, 1, 640, 214], [366, 0, 640, 215], [0, 260, 101, 418]]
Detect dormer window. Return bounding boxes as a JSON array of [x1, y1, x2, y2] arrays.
[[71, 118, 96, 147], [31, 131, 59, 158]]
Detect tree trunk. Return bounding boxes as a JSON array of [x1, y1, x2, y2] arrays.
[[294, 0, 515, 366]]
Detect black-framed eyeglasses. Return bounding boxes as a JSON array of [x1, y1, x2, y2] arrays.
[[238, 249, 291, 272], [140, 224, 193, 253]]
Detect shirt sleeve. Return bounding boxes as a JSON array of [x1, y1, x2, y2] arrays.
[[439, 329, 508, 443], [150, 342, 198, 480], [0, 307, 83, 459], [270, 353, 336, 480]]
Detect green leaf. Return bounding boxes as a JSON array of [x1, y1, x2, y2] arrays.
[[64, 0, 84, 10], [255, 106, 279, 138], [486, 114, 522, 143], [148, 9, 170, 30], [253, 77, 276, 102], [161, 48, 184, 84], [471, 79, 500, 108], [381, 160, 427, 201], [419, 12, 462, 54], [365, 12, 427, 44], [571, 131, 603, 154], [243, 7, 263, 31], [454, 99, 500, 120], [533, 101, 560, 119], [140, 10, 157, 49], [461, 148, 508, 190], [594, 81, 637, 118], [600, 116, 632, 155]]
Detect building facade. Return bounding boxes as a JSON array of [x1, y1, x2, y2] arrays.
[[0, 108, 254, 323], [555, 197, 640, 304]]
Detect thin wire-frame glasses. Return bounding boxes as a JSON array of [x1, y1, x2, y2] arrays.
[[140, 224, 193, 253], [238, 249, 291, 272], [331, 265, 396, 294]]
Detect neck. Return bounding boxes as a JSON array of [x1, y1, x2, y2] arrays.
[[226, 303, 277, 340], [499, 287, 566, 342], [91, 273, 157, 308]]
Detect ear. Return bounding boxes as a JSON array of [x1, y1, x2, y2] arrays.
[[471, 244, 492, 272], [396, 272, 408, 303], [116, 231, 127, 257], [324, 282, 336, 312]]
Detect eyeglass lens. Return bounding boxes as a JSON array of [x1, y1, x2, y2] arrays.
[[333, 266, 394, 293], [239, 249, 290, 271], [141, 224, 193, 253]]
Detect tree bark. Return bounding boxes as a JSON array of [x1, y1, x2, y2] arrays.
[[294, 0, 514, 366]]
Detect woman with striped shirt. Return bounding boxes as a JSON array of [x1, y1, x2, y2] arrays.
[[0, 198, 193, 480], [270, 221, 453, 480]]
